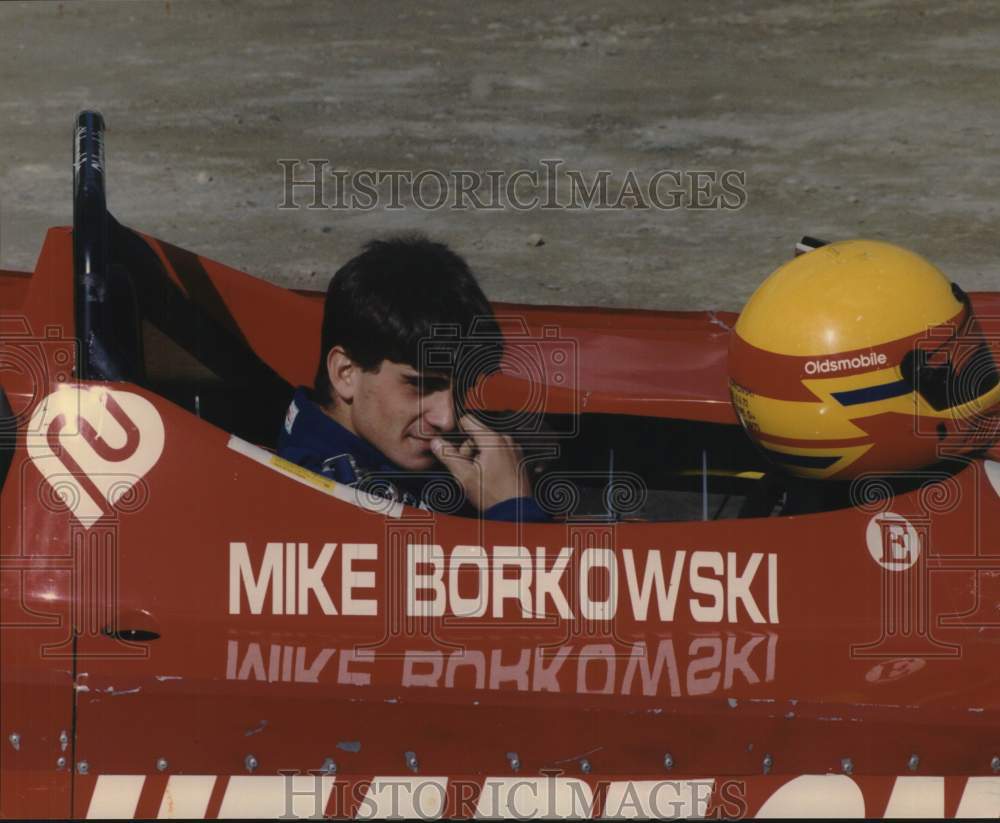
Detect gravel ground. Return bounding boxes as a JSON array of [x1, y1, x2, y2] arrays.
[[3, 0, 1000, 311]]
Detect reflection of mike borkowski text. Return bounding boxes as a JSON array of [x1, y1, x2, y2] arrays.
[[277, 159, 748, 211], [225, 634, 778, 699]]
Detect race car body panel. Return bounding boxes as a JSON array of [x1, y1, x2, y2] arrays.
[[0, 269, 32, 315], [55, 388, 999, 780], [4, 362, 1000, 818], [132, 230, 741, 424], [1, 232, 80, 819]]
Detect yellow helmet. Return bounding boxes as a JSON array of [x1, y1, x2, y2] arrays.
[[729, 239, 1000, 479]]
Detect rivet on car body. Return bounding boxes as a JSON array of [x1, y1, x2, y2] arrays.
[[506, 752, 520, 772], [77, 761, 89, 775], [156, 757, 169, 772], [59, 730, 69, 751], [321, 758, 337, 775], [841, 758, 854, 775], [405, 751, 419, 773], [907, 754, 919, 771], [8, 733, 19, 751], [992, 755, 1000, 773], [663, 753, 674, 770], [245, 754, 258, 773], [762, 754, 773, 774], [580, 759, 592, 774], [56, 757, 66, 770]]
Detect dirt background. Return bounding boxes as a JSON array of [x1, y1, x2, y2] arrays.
[[3, 0, 1000, 312]]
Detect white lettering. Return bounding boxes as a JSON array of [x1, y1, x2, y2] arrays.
[[298, 543, 337, 615], [407, 544, 445, 617], [768, 553, 779, 623], [727, 552, 765, 623], [534, 547, 573, 619], [337, 649, 373, 685], [577, 644, 616, 694], [622, 639, 681, 697], [285, 544, 297, 615], [532, 646, 571, 692], [883, 777, 944, 818], [492, 546, 533, 618], [341, 543, 377, 616], [267, 645, 281, 682], [226, 542, 780, 627], [489, 648, 531, 690], [445, 650, 486, 689], [448, 545, 488, 618], [755, 775, 864, 817], [724, 635, 764, 688], [579, 548, 618, 620], [401, 651, 443, 687], [686, 637, 722, 695], [238, 644, 266, 680], [804, 351, 888, 376], [689, 551, 724, 622], [229, 542, 284, 615], [297, 646, 335, 683], [956, 777, 1000, 817], [623, 549, 685, 622]]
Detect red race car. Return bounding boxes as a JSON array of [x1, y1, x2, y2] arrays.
[[1, 111, 999, 819]]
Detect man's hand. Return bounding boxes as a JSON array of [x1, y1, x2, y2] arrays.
[[431, 414, 531, 512]]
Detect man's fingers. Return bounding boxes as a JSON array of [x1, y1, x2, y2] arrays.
[[432, 427, 528, 513], [431, 438, 477, 484], [430, 438, 464, 461]]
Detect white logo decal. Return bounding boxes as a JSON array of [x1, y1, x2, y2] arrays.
[[866, 512, 920, 571], [805, 350, 887, 375], [984, 460, 1000, 498], [27, 386, 165, 528], [284, 398, 299, 434]]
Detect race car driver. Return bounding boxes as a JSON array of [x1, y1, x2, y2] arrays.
[[278, 234, 549, 522]]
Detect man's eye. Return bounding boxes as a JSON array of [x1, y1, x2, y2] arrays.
[[422, 379, 451, 394], [405, 375, 450, 394]]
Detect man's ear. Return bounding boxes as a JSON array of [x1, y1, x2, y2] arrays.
[[326, 346, 358, 403]]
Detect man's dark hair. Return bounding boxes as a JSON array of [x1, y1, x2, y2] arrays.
[[314, 234, 501, 406]]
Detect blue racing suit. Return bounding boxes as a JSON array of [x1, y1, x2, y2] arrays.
[[277, 387, 549, 522]]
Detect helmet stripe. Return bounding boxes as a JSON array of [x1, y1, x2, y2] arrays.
[[831, 379, 912, 406]]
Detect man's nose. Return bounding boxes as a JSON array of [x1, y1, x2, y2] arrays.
[[423, 389, 456, 432]]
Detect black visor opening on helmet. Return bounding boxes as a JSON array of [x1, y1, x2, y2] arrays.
[[900, 283, 1000, 412]]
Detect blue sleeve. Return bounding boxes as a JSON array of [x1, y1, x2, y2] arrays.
[[483, 496, 551, 523]]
